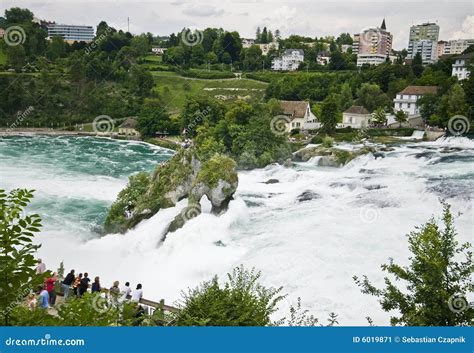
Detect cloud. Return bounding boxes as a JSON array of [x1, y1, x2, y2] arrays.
[[450, 16, 474, 39], [182, 5, 225, 17]]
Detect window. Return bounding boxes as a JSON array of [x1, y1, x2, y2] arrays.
[[408, 103, 411, 108]]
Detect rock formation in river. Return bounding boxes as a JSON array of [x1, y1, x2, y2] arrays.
[[292, 145, 377, 166], [104, 148, 238, 236]]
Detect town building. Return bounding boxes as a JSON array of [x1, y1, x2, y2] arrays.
[[151, 47, 167, 55], [119, 117, 140, 136], [46, 23, 95, 43], [444, 39, 474, 55], [393, 86, 438, 116], [279, 100, 319, 131], [407, 22, 439, 63], [436, 40, 447, 58], [241, 38, 255, 48], [452, 53, 473, 80], [258, 42, 279, 56], [316, 51, 331, 65], [410, 40, 437, 64], [272, 49, 304, 71], [353, 19, 393, 66], [342, 106, 371, 128]]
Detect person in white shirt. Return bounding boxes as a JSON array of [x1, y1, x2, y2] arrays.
[[131, 283, 143, 302], [35, 259, 46, 274], [120, 282, 132, 301]]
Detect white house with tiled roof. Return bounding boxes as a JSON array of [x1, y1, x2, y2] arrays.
[[342, 106, 372, 128], [393, 85, 438, 116], [279, 100, 319, 132]]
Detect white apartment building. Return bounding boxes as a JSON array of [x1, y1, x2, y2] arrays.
[[444, 39, 474, 55], [272, 49, 304, 71], [407, 23, 439, 63], [356, 53, 388, 66], [393, 86, 438, 116], [410, 40, 437, 64], [241, 38, 255, 48], [452, 54, 473, 80]]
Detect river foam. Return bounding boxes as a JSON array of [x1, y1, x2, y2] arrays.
[[0, 135, 472, 325]]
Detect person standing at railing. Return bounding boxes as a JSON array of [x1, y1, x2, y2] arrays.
[[72, 273, 82, 296], [36, 258, 46, 274], [120, 281, 131, 302], [61, 269, 75, 299], [79, 273, 90, 296], [45, 272, 57, 306], [91, 276, 101, 293], [131, 284, 143, 302]]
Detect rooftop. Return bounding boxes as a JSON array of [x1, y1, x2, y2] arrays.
[[344, 106, 370, 115], [397, 85, 438, 96], [280, 101, 309, 120]]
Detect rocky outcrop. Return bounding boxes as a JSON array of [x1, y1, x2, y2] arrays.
[[292, 145, 377, 166], [104, 148, 238, 236]]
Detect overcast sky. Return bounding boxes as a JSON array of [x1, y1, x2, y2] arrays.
[[1, 0, 473, 49]]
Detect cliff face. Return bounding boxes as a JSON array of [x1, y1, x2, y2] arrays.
[[104, 148, 238, 236]]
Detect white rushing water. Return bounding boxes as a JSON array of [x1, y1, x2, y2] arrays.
[[0, 135, 473, 325]]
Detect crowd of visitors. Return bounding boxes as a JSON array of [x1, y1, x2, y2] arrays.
[[31, 259, 145, 312]]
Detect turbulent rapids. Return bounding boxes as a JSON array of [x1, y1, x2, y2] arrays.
[[0, 135, 472, 325]]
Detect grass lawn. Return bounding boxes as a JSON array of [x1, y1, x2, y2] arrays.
[[0, 46, 6, 65], [152, 72, 268, 112]]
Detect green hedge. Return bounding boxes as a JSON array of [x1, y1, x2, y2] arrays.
[[179, 70, 235, 80]]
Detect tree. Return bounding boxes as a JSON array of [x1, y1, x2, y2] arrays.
[[242, 45, 263, 71], [0, 189, 43, 326], [175, 266, 284, 326], [6, 45, 26, 71], [356, 83, 390, 112], [418, 94, 439, 123], [339, 83, 353, 110], [137, 100, 178, 136], [394, 110, 408, 127], [126, 65, 154, 98], [372, 107, 387, 126], [412, 52, 424, 78], [354, 203, 473, 326], [319, 95, 339, 134], [46, 36, 67, 61]]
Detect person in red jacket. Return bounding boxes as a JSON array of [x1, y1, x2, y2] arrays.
[[45, 272, 58, 306]]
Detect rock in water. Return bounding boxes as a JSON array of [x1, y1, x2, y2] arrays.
[[104, 148, 238, 235], [263, 179, 279, 184], [297, 190, 321, 202]]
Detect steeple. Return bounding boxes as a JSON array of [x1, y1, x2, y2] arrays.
[[381, 18, 386, 30]]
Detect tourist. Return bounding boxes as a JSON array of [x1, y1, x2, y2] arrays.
[[45, 272, 57, 306], [109, 281, 120, 297], [131, 283, 143, 302], [35, 259, 46, 274], [61, 269, 75, 299], [120, 281, 132, 301], [133, 304, 146, 326], [73, 273, 83, 296], [79, 272, 90, 296], [37, 285, 49, 309], [91, 276, 101, 293]]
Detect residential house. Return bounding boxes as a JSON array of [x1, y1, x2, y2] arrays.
[[393, 86, 438, 116], [279, 100, 319, 132], [316, 51, 331, 65], [342, 106, 371, 128], [151, 47, 167, 55], [444, 39, 474, 55], [452, 53, 473, 80], [258, 42, 279, 56], [241, 38, 255, 48], [119, 117, 140, 136], [272, 49, 304, 71]]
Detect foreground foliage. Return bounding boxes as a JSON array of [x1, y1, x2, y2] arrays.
[[354, 202, 473, 326]]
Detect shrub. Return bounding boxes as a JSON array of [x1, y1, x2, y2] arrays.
[[321, 135, 334, 148], [175, 266, 285, 326]]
